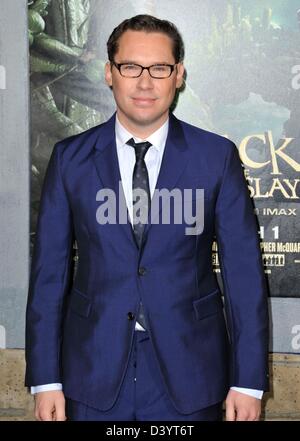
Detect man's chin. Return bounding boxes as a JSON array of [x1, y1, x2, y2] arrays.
[[129, 111, 168, 127]]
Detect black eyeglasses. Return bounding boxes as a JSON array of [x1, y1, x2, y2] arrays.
[[111, 61, 176, 79]]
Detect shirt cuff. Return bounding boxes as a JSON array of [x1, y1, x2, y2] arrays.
[[30, 383, 63, 395], [230, 386, 264, 399]]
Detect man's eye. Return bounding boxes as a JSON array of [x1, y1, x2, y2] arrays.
[[123, 64, 139, 70], [152, 65, 168, 72]]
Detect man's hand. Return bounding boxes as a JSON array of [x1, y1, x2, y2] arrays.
[[225, 389, 261, 421], [34, 390, 66, 421]]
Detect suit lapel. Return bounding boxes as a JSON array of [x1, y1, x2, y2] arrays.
[[92, 112, 190, 249], [93, 113, 136, 247], [143, 113, 190, 238]]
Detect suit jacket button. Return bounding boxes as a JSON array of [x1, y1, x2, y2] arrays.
[[127, 312, 135, 321], [138, 267, 146, 276]]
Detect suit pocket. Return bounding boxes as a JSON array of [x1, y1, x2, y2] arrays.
[[69, 287, 92, 318], [193, 288, 223, 320]]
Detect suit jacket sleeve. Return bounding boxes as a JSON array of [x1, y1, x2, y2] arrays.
[[215, 140, 269, 391], [25, 142, 74, 387]]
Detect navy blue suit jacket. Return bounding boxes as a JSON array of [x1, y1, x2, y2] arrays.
[[25, 113, 269, 414]]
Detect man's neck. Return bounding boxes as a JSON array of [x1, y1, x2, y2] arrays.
[[116, 112, 169, 139]]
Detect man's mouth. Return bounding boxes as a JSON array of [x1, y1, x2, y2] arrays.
[[132, 97, 157, 105]]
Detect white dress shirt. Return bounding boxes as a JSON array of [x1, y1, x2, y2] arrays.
[[31, 115, 263, 400]]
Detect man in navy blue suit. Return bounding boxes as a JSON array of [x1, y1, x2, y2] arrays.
[[25, 15, 269, 421]]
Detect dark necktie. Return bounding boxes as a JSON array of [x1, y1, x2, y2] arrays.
[[126, 137, 152, 330], [127, 138, 152, 247]]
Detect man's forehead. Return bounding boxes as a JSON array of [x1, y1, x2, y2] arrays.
[[117, 30, 172, 47], [115, 31, 174, 61]]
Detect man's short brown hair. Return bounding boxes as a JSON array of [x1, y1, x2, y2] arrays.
[[107, 14, 185, 63]]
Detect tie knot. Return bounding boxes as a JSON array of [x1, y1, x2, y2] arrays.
[[126, 138, 152, 161]]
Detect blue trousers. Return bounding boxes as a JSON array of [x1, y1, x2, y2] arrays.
[[66, 330, 223, 421]]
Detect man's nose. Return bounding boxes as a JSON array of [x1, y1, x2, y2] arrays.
[[136, 69, 154, 88]]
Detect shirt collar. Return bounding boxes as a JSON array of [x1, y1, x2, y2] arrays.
[[115, 113, 169, 154]]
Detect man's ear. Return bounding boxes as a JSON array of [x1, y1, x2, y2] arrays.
[[105, 61, 112, 87], [176, 63, 185, 89]]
